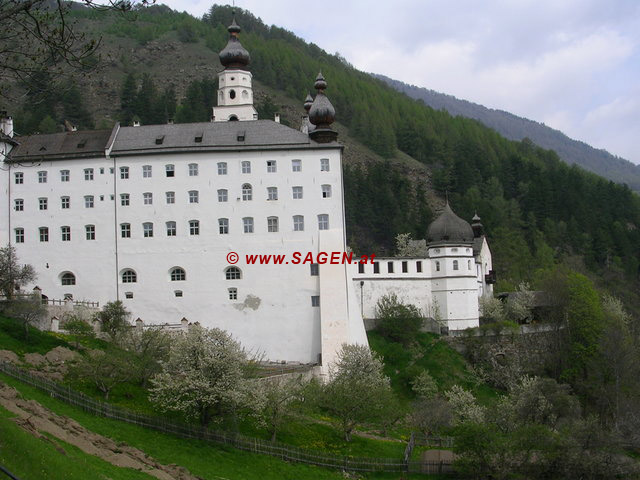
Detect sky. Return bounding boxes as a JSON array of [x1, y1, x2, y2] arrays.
[[160, 0, 640, 164]]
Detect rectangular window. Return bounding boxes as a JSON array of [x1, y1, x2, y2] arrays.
[[217, 189, 228, 202], [14, 172, 23, 184], [38, 171, 47, 183], [39, 198, 48, 210], [402, 261, 408, 273], [14, 199, 23, 211], [217, 162, 227, 175], [310, 263, 319, 276], [311, 295, 320, 307], [166, 221, 176, 236], [61, 196, 70, 209], [143, 165, 152, 178], [436, 261, 441, 272], [84, 195, 94, 208], [228, 288, 238, 300], [292, 159, 302, 172], [121, 223, 131, 238], [358, 263, 365, 274], [100, 168, 105, 174], [267, 160, 277, 173], [267, 187, 278, 201], [85, 225, 95, 240], [125, 292, 134, 299], [165, 164, 175, 177], [143, 222, 153, 238], [188, 163, 198, 176], [189, 220, 199, 236], [15, 228, 24, 243], [143, 192, 152, 205], [416, 261, 423, 273], [373, 262, 380, 274], [219, 218, 229, 234], [39, 227, 49, 242], [241, 161, 251, 174], [318, 214, 329, 230], [120, 166, 129, 179], [188, 190, 199, 203], [119, 194, 129, 206], [60, 170, 70, 182], [166, 191, 175, 204], [61, 226, 71, 241], [322, 185, 332, 198], [292, 186, 303, 199], [84, 168, 94, 181], [387, 261, 394, 273], [320, 158, 330, 171], [243, 217, 254, 233], [293, 215, 304, 231], [267, 216, 278, 233]]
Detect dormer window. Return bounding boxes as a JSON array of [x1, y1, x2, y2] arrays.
[[77, 139, 86, 148], [237, 131, 245, 142], [155, 135, 164, 145], [194, 133, 203, 143]]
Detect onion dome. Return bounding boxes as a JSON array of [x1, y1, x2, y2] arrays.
[[309, 72, 336, 128], [427, 202, 474, 245], [304, 92, 314, 112], [219, 16, 250, 69], [471, 212, 484, 238]]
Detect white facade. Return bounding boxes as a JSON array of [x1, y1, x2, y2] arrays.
[[352, 239, 494, 331]]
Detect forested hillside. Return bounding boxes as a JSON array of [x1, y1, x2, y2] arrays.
[[8, 4, 640, 309], [376, 74, 640, 193]]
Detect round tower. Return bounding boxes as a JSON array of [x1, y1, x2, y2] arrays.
[[427, 202, 479, 330]]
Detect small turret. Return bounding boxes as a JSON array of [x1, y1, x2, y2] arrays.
[[308, 72, 338, 143], [471, 213, 484, 238], [0, 111, 14, 138], [301, 92, 315, 134]]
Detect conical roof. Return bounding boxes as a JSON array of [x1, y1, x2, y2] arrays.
[[427, 203, 474, 244]]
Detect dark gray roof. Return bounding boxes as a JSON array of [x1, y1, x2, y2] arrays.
[[427, 203, 474, 245], [110, 120, 337, 156], [0, 132, 18, 146], [7, 130, 112, 162]]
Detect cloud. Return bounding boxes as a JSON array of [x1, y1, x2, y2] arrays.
[[161, 0, 640, 164]]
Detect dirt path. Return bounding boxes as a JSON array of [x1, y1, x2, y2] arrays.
[[0, 381, 200, 480]]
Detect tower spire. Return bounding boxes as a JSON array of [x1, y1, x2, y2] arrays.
[[308, 72, 338, 143]]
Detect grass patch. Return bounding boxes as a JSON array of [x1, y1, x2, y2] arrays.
[[368, 330, 501, 405], [0, 405, 155, 479], [1, 374, 440, 479], [0, 315, 70, 355]]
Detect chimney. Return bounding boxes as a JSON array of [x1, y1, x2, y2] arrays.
[[274, 114, 280, 123], [0, 111, 14, 138]]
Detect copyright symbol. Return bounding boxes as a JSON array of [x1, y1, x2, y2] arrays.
[[227, 252, 239, 264]]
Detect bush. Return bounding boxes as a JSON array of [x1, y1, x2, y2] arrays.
[[375, 294, 423, 345]]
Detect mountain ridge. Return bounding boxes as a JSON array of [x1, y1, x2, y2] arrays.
[[374, 74, 640, 192]]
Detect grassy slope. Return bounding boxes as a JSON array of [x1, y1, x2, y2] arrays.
[[0, 406, 155, 480], [368, 330, 500, 405], [0, 374, 442, 480]]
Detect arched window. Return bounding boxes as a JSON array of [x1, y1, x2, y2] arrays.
[[229, 115, 238, 121], [468, 260, 472, 270], [225, 266, 242, 280], [229, 89, 236, 99], [242, 184, 252, 201], [435, 261, 441, 272], [170, 267, 186, 281], [122, 269, 137, 283], [453, 260, 459, 271], [61, 272, 76, 286]]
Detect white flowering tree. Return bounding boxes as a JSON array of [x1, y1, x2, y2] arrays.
[[149, 325, 247, 426], [322, 343, 393, 441]]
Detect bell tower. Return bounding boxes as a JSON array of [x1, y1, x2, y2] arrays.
[[213, 15, 258, 122]]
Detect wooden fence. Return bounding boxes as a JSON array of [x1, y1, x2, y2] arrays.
[[0, 361, 453, 474]]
